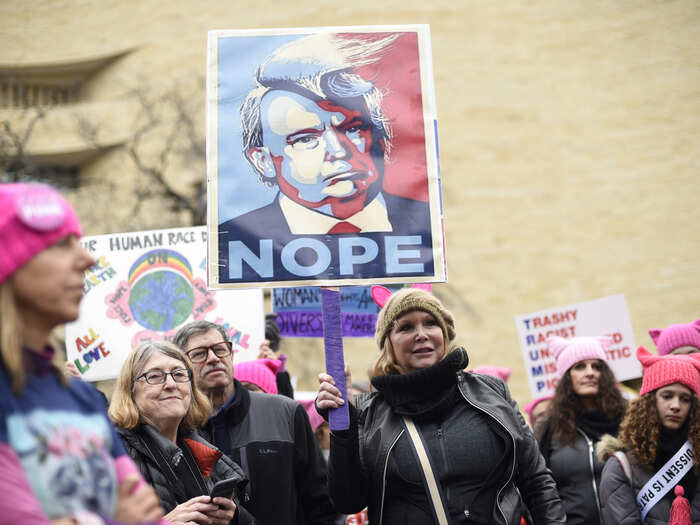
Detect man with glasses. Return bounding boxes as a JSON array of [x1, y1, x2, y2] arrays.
[[173, 321, 337, 525]]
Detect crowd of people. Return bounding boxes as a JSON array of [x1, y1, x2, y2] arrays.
[[2, 181, 700, 525]]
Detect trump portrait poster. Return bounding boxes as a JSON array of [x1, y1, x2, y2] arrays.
[[65, 226, 264, 381], [207, 25, 446, 288]]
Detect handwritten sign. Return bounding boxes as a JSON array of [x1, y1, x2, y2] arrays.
[[66, 226, 264, 381], [515, 294, 641, 397], [273, 285, 400, 337]]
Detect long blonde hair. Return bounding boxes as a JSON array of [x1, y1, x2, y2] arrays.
[[0, 280, 66, 393], [109, 341, 211, 433]]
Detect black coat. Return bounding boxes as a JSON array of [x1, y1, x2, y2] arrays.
[[329, 371, 566, 525], [117, 424, 257, 524]]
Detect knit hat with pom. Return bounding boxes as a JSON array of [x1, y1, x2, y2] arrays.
[[649, 320, 700, 356], [547, 336, 612, 379], [0, 183, 82, 284], [234, 358, 281, 394], [637, 346, 700, 396]]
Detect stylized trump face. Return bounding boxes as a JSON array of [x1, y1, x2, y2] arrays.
[[247, 90, 382, 220]]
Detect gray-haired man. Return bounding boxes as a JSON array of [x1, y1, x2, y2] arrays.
[[173, 321, 336, 525]]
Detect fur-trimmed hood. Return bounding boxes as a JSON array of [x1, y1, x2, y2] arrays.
[[595, 433, 624, 463]]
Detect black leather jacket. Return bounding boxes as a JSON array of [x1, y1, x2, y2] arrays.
[[329, 371, 565, 525], [117, 424, 257, 524]]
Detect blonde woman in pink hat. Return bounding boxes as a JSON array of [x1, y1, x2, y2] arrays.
[[536, 336, 628, 525], [597, 348, 700, 524], [0, 183, 164, 524]]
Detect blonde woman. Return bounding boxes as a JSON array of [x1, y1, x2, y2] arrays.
[[110, 341, 258, 525], [0, 183, 163, 524]]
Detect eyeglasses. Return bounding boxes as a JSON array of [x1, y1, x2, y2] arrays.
[[185, 341, 233, 363], [136, 368, 192, 385]]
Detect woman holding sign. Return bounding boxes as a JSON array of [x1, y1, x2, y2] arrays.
[[110, 341, 258, 525], [536, 336, 628, 525], [597, 348, 700, 524], [0, 183, 164, 524], [316, 287, 565, 525]]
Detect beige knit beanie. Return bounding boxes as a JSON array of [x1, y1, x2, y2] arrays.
[[374, 288, 456, 350]]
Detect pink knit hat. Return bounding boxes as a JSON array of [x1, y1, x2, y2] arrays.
[[523, 395, 554, 418], [471, 365, 512, 383], [547, 336, 612, 379], [0, 183, 82, 284], [637, 346, 700, 396], [649, 320, 700, 356], [234, 358, 281, 394], [298, 398, 326, 432]]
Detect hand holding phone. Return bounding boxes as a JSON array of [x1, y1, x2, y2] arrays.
[[209, 477, 237, 502]]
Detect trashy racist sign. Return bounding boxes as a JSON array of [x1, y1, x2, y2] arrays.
[[273, 285, 400, 337], [207, 25, 446, 288], [515, 294, 641, 398], [66, 227, 264, 381]]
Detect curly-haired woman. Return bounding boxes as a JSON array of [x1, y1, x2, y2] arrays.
[[537, 336, 628, 525], [597, 348, 700, 524]]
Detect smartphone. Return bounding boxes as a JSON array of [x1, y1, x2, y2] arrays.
[[209, 477, 237, 502]]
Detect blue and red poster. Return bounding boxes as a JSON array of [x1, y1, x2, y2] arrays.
[[207, 25, 446, 288]]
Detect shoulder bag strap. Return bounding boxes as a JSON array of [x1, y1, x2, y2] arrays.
[[402, 416, 452, 525], [613, 451, 632, 483]]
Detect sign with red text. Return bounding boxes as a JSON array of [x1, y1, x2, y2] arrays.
[[515, 294, 641, 398], [65, 226, 264, 381]]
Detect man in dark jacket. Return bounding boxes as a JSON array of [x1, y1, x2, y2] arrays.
[[174, 321, 337, 525]]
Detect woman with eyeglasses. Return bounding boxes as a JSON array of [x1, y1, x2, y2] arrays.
[[110, 341, 258, 525]]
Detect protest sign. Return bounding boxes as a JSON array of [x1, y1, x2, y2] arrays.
[[207, 25, 446, 288], [515, 294, 641, 398], [66, 226, 264, 381], [272, 285, 400, 338]]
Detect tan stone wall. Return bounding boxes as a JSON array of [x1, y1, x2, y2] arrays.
[[2, 1, 699, 404]]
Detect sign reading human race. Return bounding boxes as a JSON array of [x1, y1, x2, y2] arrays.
[[65, 226, 264, 381], [207, 25, 446, 288]]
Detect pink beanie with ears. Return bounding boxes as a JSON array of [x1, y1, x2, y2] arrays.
[[637, 346, 700, 396], [0, 183, 83, 284], [234, 358, 281, 394], [471, 366, 512, 383], [648, 320, 700, 356], [548, 336, 612, 379]]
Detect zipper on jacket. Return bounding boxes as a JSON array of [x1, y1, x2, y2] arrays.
[[578, 429, 602, 525], [457, 375, 514, 525], [379, 429, 405, 525]]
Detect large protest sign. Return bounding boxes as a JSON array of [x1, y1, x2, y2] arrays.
[[207, 25, 446, 288], [273, 285, 401, 337], [65, 226, 264, 381], [515, 294, 641, 398]]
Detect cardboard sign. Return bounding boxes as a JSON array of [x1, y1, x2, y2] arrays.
[[515, 294, 641, 398], [207, 25, 446, 288], [66, 226, 264, 381], [273, 285, 401, 337]]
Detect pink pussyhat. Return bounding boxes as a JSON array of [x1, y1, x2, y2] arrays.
[[0, 183, 82, 284], [471, 365, 512, 383], [648, 320, 700, 356], [523, 395, 554, 418], [547, 336, 612, 379], [234, 358, 281, 394], [636, 346, 700, 396]]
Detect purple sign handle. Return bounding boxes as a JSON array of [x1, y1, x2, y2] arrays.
[[321, 287, 349, 430]]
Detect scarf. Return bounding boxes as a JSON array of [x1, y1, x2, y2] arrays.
[[576, 410, 620, 441], [371, 348, 469, 422]]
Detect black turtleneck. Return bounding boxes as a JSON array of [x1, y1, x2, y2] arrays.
[[655, 424, 697, 503]]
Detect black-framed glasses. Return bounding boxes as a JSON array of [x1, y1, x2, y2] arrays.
[[136, 368, 192, 385], [185, 341, 233, 363]]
